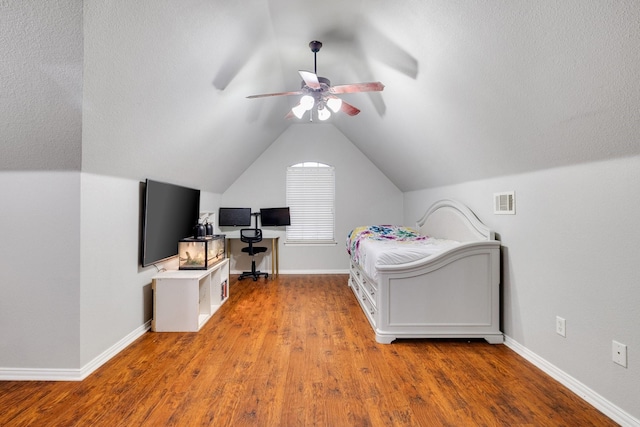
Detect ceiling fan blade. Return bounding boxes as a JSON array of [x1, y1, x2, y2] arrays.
[[340, 100, 361, 116], [246, 90, 303, 99], [329, 82, 385, 94], [299, 70, 321, 90]]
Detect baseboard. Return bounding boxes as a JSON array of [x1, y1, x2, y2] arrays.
[[0, 320, 151, 381], [78, 320, 152, 380], [504, 336, 639, 427], [0, 366, 84, 381], [230, 269, 350, 275]]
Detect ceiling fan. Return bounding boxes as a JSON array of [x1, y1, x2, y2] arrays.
[[246, 40, 385, 120]]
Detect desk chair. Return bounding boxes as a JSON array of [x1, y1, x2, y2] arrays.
[[238, 228, 269, 281]]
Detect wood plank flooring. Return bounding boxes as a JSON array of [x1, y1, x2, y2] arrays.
[[0, 274, 616, 426]]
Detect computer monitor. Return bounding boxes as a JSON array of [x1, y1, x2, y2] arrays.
[[260, 207, 291, 227], [218, 207, 252, 227]]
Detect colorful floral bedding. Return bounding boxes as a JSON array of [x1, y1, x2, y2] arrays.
[[346, 225, 426, 263], [346, 225, 459, 280]]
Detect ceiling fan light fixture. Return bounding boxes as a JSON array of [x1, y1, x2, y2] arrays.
[[300, 95, 315, 110], [326, 97, 342, 113], [246, 40, 385, 120], [317, 105, 331, 121], [291, 104, 307, 119]]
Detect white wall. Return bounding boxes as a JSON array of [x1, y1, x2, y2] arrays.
[[200, 191, 223, 221], [79, 174, 154, 366], [0, 0, 84, 375], [0, 170, 222, 374], [222, 123, 403, 273], [0, 171, 81, 369], [404, 155, 640, 422], [79, 173, 223, 368]]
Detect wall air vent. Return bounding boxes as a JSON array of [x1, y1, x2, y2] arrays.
[[494, 191, 515, 215]]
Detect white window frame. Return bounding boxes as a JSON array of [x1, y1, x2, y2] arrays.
[[285, 162, 336, 245]]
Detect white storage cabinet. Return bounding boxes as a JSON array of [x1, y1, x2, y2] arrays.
[[152, 258, 229, 332]]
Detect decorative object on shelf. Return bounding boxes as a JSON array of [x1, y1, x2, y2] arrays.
[[200, 212, 215, 236], [246, 40, 385, 121], [178, 235, 226, 270], [221, 279, 228, 300], [193, 222, 206, 239]]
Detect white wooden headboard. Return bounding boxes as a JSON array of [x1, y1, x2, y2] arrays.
[[416, 199, 495, 242]]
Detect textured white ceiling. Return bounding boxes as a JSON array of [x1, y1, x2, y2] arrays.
[[3, 0, 640, 192], [0, 0, 83, 170]]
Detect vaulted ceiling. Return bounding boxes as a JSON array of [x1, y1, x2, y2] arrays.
[[3, 1, 640, 192]]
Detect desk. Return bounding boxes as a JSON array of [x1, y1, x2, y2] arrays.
[[224, 231, 280, 277]]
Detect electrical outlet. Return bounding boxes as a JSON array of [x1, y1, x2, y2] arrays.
[[556, 316, 566, 337], [612, 341, 627, 368]]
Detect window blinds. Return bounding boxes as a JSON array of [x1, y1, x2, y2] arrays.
[[286, 165, 335, 243]]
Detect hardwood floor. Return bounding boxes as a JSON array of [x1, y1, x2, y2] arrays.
[[0, 274, 616, 426]]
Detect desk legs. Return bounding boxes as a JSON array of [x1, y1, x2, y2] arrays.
[[226, 237, 279, 278], [271, 237, 279, 278]]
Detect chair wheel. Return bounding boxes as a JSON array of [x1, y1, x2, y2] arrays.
[[265, 273, 269, 279], [253, 276, 258, 281]]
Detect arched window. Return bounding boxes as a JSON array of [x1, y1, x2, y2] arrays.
[[286, 162, 335, 244]]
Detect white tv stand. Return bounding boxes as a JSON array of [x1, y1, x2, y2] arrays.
[[152, 258, 229, 332]]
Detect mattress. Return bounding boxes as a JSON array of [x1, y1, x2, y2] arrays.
[[347, 225, 459, 280]]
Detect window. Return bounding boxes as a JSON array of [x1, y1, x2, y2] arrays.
[[286, 162, 335, 244]]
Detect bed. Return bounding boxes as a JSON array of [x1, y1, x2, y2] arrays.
[[346, 199, 503, 344]]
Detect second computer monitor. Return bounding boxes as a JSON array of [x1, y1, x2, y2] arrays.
[[260, 207, 291, 227]]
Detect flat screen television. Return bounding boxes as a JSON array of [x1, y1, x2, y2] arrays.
[[218, 207, 252, 227], [260, 207, 291, 227], [142, 179, 200, 267]]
